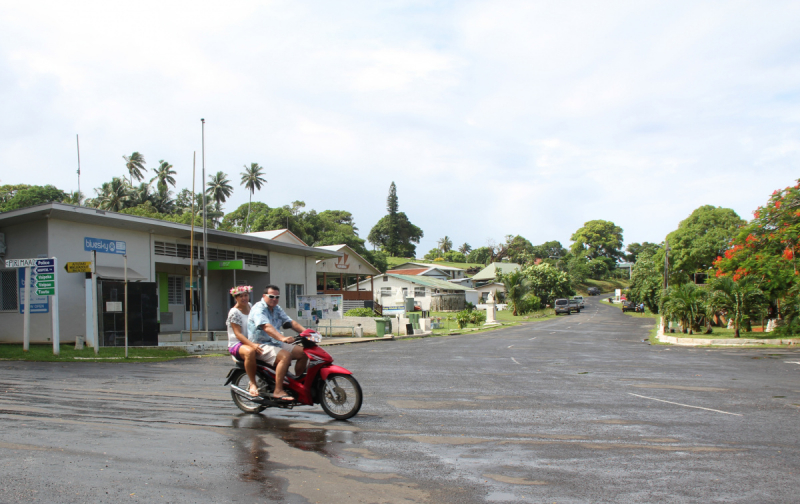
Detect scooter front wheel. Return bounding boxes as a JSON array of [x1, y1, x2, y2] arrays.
[[320, 374, 362, 420]]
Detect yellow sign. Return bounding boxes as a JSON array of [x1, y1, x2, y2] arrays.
[[64, 262, 92, 273]]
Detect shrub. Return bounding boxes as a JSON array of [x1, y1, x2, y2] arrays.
[[469, 310, 486, 325], [456, 310, 472, 329], [344, 307, 376, 317]]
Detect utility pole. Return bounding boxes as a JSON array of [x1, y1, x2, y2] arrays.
[[76, 134, 81, 205], [201, 119, 209, 334], [663, 240, 670, 291]]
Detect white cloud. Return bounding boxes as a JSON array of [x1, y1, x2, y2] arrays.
[[1, 0, 799, 254]]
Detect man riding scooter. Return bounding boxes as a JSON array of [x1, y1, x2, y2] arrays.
[[247, 284, 309, 401]]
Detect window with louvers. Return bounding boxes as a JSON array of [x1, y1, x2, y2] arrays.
[[167, 276, 183, 305], [285, 284, 303, 309], [0, 269, 18, 312], [236, 251, 269, 267], [154, 241, 235, 261]]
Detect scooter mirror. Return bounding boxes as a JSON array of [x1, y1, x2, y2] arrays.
[[282, 321, 294, 330]]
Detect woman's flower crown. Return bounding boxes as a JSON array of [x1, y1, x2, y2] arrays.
[[230, 285, 253, 297]]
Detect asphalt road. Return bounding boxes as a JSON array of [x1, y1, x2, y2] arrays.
[[1, 298, 799, 503]]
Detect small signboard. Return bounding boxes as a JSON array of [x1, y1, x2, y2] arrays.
[[18, 268, 49, 313], [382, 305, 406, 316], [65, 261, 92, 273], [84, 237, 126, 255], [296, 294, 343, 322], [207, 260, 243, 270]]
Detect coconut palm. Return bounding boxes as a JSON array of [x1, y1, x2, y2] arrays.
[[129, 182, 156, 207], [438, 236, 453, 253], [661, 283, 707, 334], [151, 160, 176, 193], [63, 190, 84, 206], [707, 277, 767, 338], [240, 163, 266, 233], [123, 152, 147, 184], [459, 243, 472, 255], [207, 171, 233, 208], [501, 270, 530, 316], [94, 177, 131, 212]]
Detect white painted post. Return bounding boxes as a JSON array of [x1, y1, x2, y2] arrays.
[[92, 251, 99, 354], [23, 266, 31, 351], [124, 254, 128, 358], [85, 277, 93, 347], [52, 257, 59, 356]]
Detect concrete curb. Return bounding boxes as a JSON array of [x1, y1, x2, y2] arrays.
[[655, 324, 800, 347]]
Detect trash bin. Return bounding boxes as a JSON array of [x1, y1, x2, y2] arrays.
[[404, 297, 415, 313], [374, 318, 386, 338], [384, 317, 393, 335], [409, 313, 420, 330]]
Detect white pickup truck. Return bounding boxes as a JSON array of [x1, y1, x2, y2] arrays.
[[573, 296, 585, 309]]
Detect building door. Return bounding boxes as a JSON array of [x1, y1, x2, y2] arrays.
[[185, 279, 201, 331], [98, 280, 158, 346]]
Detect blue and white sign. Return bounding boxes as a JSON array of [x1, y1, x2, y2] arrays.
[[18, 268, 49, 314], [84, 237, 126, 255]]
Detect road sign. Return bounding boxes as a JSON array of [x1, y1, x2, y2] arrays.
[[35, 266, 54, 274], [18, 269, 49, 313], [64, 261, 92, 273], [36, 273, 54, 281], [5, 257, 53, 268], [84, 237, 126, 255], [36, 288, 56, 296], [36, 281, 55, 289]]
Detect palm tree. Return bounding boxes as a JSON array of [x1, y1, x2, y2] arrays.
[[438, 236, 453, 254], [501, 270, 530, 316], [129, 182, 156, 207], [459, 243, 472, 255], [240, 163, 266, 233], [151, 160, 176, 193], [63, 191, 84, 206], [707, 277, 766, 338], [661, 283, 707, 334], [123, 152, 147, 184], [94, 177, 131, 212], [207, 171, 233, 209]]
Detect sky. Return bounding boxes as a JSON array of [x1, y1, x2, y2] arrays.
[[1, 1, 799, 256]]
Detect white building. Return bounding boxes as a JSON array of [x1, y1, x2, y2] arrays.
[[347, 273, 479, 311], [389, 262, 467, 279], [0, 204, 340, 346]]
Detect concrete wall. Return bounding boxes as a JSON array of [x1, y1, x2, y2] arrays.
[[0, 219, 50, 343], [267, 251, 315, 320]]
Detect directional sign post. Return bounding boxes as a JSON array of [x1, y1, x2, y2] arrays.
[[4, 258, 60, 354]]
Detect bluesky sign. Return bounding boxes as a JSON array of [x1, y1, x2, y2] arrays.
[[84, 237, 126, 255]]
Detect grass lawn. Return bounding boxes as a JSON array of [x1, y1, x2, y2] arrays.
[[575, 278, 630, 295], [425, 308, 556, 336], [0, 344, 190, 362]]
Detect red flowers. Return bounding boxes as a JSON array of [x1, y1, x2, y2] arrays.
[[783, 248, 794, 260]]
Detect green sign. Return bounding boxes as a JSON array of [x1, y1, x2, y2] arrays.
[[36, 274, 54, 281], [36, 281, 55, 289], [36, 288, 55, 296], [207, 260, 243, 271]]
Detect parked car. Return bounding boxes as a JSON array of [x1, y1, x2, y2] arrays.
[[568, 299, 581, 313], [622, 301, 636, 312], [573, 296, 585, 309], [554, 298, 571, 315], [587, 287, 600, 296]]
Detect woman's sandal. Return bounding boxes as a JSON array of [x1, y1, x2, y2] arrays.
[[271, 392, 293, 401]]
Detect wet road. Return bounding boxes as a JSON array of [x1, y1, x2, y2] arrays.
[[1, 298, 799, 503]]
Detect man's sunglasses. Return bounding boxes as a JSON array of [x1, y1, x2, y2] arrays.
[[266, 294, 280, 299]]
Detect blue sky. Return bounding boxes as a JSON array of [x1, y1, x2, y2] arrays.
[[1, 1, 798, 255]]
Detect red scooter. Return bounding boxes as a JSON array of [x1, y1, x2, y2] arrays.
[[224, 328, 362, 420]]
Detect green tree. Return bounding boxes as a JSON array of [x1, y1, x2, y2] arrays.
[[666, 205, 745, 283], [443, 250, 466, 263], [625, 242, 660, 263], [123, 152, 147, 184], [629, 249, 662, 313], [707, 276, 767, 338], [220, 202, 269, 233], [438, 236, 453, 254], [505, 235, 534, 263], [661, 283, 707, 334], [240, 163, 267, 233], [424, 248, 442, 261], [206, 171, 233, 210], [151, 160, 176, 193], [363, 250, 388, 273], [368, 183, 423, 257], [531, 240, 566, 260], [520, 263, 574, 307], [587, 258, 610, 279], [63, 190, 84, 206], [467, 246, 492, 265], [459, 243, 472, 255], [570, 220, 624, 260], [0, 185, 67, 212], [93, 178, 131, 212], [129, 182, 156, 207], [500, 270, 531, 316]]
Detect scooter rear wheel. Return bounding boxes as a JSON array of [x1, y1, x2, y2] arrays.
[[231, 371, 269, 413], [320, 374, 362, 420]]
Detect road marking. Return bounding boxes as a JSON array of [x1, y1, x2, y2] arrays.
[[628, 393, 742, 416], [549, 332, 556, 334], [507, 345, 514, 348], [786, 362, 800, 365], [529, 337, 537, 341], [511, 357, 521, 365]]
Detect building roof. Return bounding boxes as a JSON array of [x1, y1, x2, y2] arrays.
[[245, 229, 307, 246], [315, 244, 380, 275], [385, 267, 448, 276], [0, 203, 341, 259], [387, 274, 474, 292], [472, 262, 521, 281], [391, 261, 465, 272]]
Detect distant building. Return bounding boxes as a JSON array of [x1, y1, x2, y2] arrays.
[[471, 262, 521, 284], [314, 244, 380, 313], [347, 273, 479, 311], [389, 262, 466, 279]]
